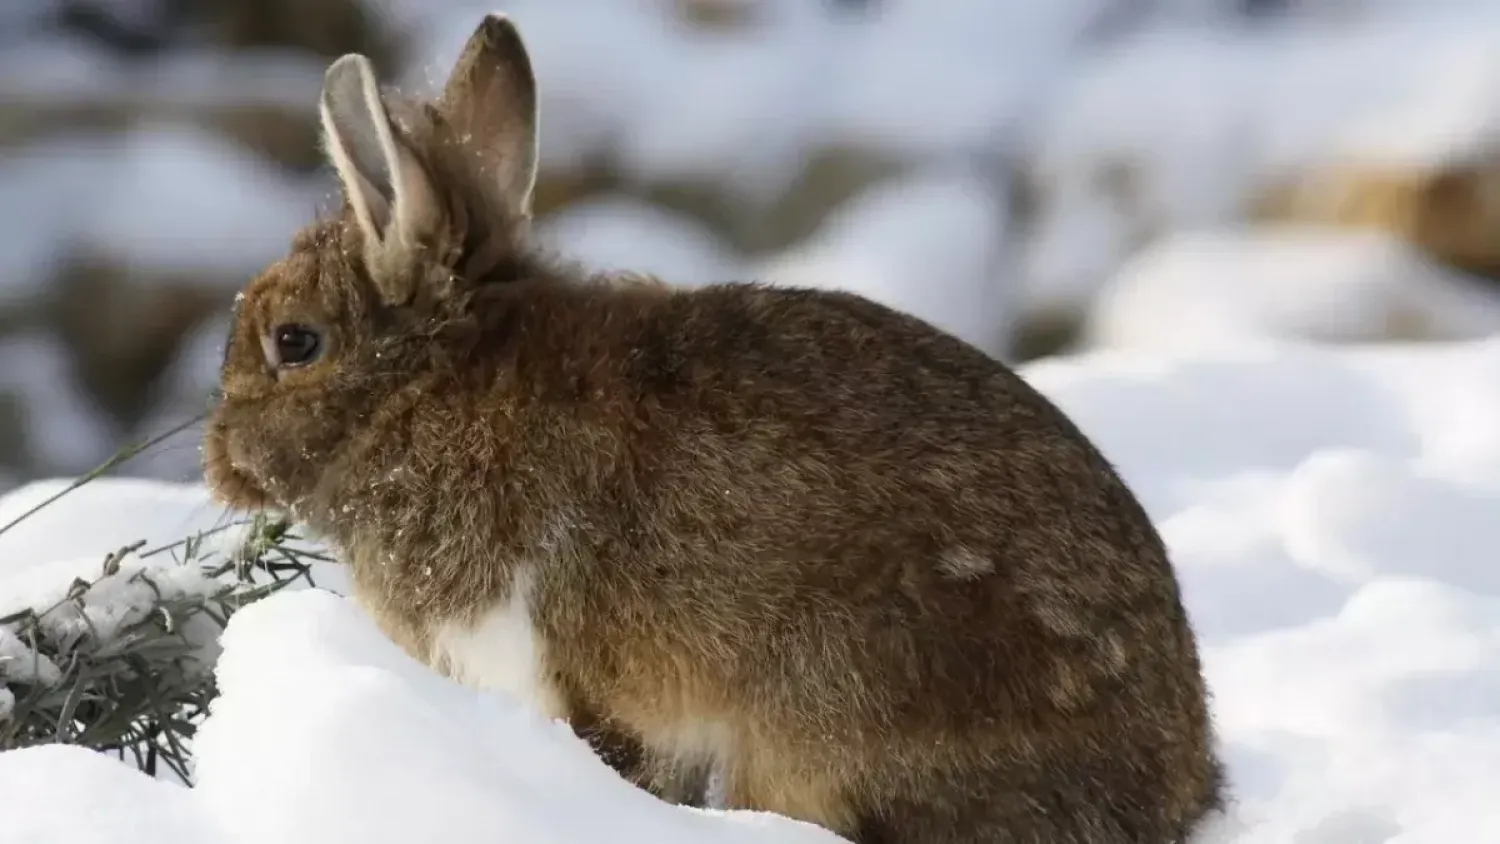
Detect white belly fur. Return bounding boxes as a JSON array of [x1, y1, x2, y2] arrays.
[[427, 565, 567, 719]]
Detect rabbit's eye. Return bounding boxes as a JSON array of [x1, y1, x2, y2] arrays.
[[269, 324, 323, 368]]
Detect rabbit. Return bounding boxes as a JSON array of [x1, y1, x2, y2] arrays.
[[203, 14, 1225, 844]]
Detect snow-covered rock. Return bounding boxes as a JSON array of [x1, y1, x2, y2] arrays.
[[1084, 227, 1500, 351]]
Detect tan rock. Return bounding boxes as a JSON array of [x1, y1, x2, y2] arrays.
[[1250, 153, 1500, 281], [671, 0, 762, 31], [43, 252, 233, 431]]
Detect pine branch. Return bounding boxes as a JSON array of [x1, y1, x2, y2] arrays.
[[0, 417, 334, 784]]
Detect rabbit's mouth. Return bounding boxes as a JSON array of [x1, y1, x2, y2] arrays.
[[202, 421, 273, 512]]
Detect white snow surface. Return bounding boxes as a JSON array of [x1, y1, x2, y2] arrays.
[[3, 337, 1500, 841], [536, 196, 747, 288], [0, 125, 327, 299], [1085, 227, 1500, 351], [757, 166, 1014, 358]]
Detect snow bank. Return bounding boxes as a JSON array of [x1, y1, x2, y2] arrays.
[[758, 166, 1014, 358], [399, 0, 1104, 191], [73, 125, 328, 277], [0, 588, 845, 844], [1084, 227, 1500, 351], [191, 590, 845, 844], [0, 744, 220, 844], [1017, 5, 1500, 326], [0, 125, 327, 297], [536, 196, 745, 288], [3, 336, 1500, 842], [0, 478, 347, 610], [1027, 339, 1500, 841]]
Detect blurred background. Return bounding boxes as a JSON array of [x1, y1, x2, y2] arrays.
[[2, 0, 1500, 492]]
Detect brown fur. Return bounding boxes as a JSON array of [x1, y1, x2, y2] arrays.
[[203, 14, 1225, 843]]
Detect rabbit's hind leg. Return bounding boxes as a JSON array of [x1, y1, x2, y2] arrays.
[[569, 707, 712, 807], [850, 759, 1219, 844]]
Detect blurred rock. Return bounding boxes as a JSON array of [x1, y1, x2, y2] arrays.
[[0, 97, 322, 173], [626, 145, 908, 257], [125, 316, 227, 484], [42, 0, 402, 68], [44, 252, 232, 431], [672, 0, 761, 30], [0, 392, 27, 473], [189, 0, 401, 70], [531, 163, 620, 221], [202, 102, 322, 172], [741, 145, 909, 255], [1251, 153, 1500, 282], [0, 332, 117, 479], [50, 0, 177, 56]]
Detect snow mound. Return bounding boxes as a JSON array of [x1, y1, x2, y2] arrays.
[[1017, 6, 1500, 326], [192, 589, 846, 844], [0, 125, 326, 296], [399, 0, 1104, 192], [73, 124, 328, 276], [536, 196, 745, 288], [1084, 227, 1500, 351], [1023, 338, 1500, 841], [758, 167, 1013, 357], [0, 589, 846, 844], [3, 337, 1500, 841], [0, 744, 220, 844]]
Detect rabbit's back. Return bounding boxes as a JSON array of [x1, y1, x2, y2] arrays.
[[525, 280, 1222, 843], [567, 281, 1190, 714]]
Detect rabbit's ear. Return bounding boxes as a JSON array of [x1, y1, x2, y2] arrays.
[[439, 14, 539, 221], [320, 53, 441, 303]]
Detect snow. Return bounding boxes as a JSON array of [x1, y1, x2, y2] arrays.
[[1016, 7, 1500, 328], [0, 124, 327, 297], [0, 479, 234, 582], [1085, 227, 1500, 351], [0, 745, 221, 844], [0, 479, 234, 695], [396, 0, 1103, 193], [0, 37, 326, 110], [815, 0, 1104, 161], [191, 590, 843, 844], [0, 333, 117, 478], [536, 196, 745, 288], [72, 124, 329, 277], [0, 475, 345, 725], [758, 166, 1014, 358], [4, 336, 1500, 841]]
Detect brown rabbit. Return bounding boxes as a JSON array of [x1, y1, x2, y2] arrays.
[[204, 14, 1225, 844]]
